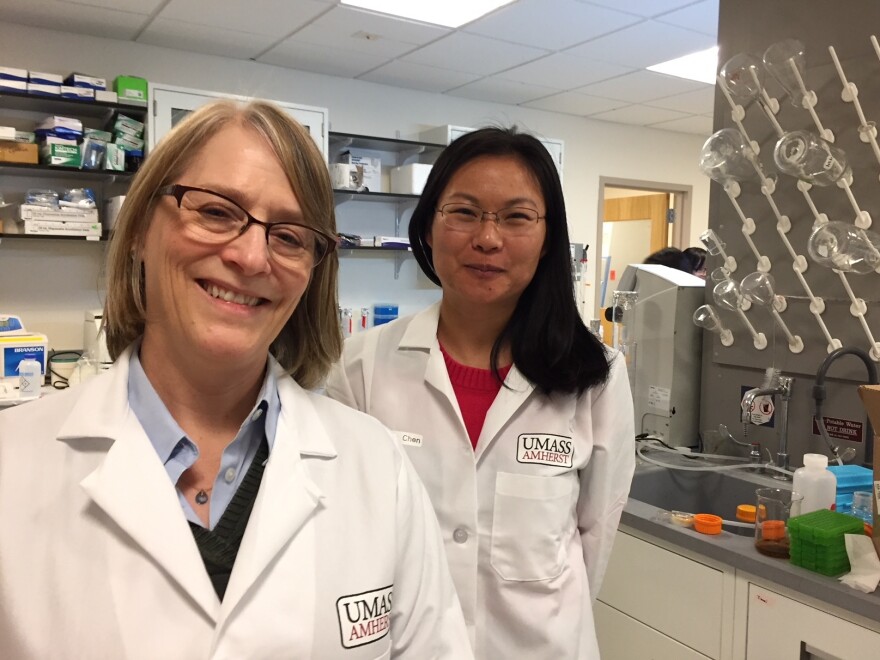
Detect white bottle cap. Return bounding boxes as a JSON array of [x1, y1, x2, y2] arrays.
[[803, 453, 828, 470]]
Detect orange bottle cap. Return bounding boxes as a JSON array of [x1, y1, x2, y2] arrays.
[[736, 504, 757, 523], [694, 513, 723, 535], [762, 519, 786, 540]]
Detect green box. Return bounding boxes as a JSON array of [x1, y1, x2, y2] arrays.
[[104, 143, 125, 171], [113, 75, 148, 106], [40, 143, 81, 167]]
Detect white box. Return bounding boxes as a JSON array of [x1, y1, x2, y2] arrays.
[[0, 333, 48, 378], [390, 164, 433, 195], [95, 90, 117, 103], [27, 83, 61, 96], [0, 126, 15, 141], [29, 71, 63, 85], [20, 219, 102, 238], [20, 204, 99, 225], [0, 79, 27, 92], [37, 115, 84, 133], [60, 85, 94, 100], [0, 66, 28, 81], [104, 195, 125, 229], [339, 152, 382, 193]]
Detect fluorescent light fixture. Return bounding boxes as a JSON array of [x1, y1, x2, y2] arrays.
[[647, 46, 718, 85], [341, 0, 515, 28]]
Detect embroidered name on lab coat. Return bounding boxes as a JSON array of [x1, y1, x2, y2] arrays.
[[397, 431, 423, 448], [517, 434, 573, 468], [336, 585, 393, 649]]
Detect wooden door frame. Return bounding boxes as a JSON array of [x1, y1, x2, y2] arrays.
[[594, 176, 693, 319]]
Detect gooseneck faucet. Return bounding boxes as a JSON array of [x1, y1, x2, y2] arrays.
[[742, 374, 794, 478]]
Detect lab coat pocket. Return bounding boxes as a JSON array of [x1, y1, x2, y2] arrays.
[[490, 472, 573, 581]]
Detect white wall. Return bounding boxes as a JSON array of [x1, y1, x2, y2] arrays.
[[0, 22, 711, 349]]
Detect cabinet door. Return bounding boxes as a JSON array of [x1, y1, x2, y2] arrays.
[[148, 84, 328, 157], [597, 532, 728, 659], [595, 601, 712, 660], [746, 584, 880, 659]]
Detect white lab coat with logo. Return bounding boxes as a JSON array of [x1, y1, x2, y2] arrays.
[[325, 303, 636, 660], [0, 346, 472, 660]]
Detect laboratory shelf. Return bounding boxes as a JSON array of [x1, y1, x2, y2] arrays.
[[328, 132, 445, 155], [333, 189, 420, 203], [0, 162, 135, 182], [0, 90, 147, 121], [0, 232, 108, 242]]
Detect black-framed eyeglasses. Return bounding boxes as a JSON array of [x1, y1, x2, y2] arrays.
[[158, 184, 337, 268], [435, 202, 544, 236]]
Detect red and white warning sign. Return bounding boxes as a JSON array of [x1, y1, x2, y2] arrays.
[[743, 394, 774, 425]]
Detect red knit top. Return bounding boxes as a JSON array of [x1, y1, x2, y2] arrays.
[[439, 343, 512, 450]]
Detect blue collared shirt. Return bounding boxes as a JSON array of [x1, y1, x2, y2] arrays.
[[128, 349, 280, 530]]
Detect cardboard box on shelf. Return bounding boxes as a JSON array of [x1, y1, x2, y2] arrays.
[[0, 142, 38, 164], [26, 83, 61, 96], [339, 152, 382, 192], [0, 79, 27, 92], [855, 385, 880, 558], [390, 164, 432, 195], [113, 75, 147, 106], [0, 66, 28, 81], [19, 204, 99, 225], [39, 143, 81, 167], [19, 219, 102, 238], [63, 73, 107, 90], [95, 90, 117, 104]]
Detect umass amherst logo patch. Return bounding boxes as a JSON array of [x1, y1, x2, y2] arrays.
[[516, 433, 573, 468], [336, 585, 393, 649]]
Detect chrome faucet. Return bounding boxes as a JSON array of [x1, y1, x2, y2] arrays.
[[742, 374, 794, 478]]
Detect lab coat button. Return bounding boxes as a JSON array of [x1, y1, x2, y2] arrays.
[[453, 528, 468, 544], [224, 467, 236, 483], [251, 408, 264, 421]]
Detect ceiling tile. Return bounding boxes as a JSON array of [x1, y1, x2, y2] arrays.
[[647, 86, 716, 113], [564, 19, 717, 68], [258, 40, 389, 77], [649, 114, 714, 135], [590, 103, 691, 125], [3, 0, 149, 40], [577, 69, 708, 103], [463, 0, 641, 51], [577, 0, 700, 19], [499, 53, 633, 89], [446, 77, 558, 105], [138, 18, 277, 59], [523, 91, 623, 115], [360, 61, 481, 93], [655, 0, 719, 36], [156, 0, 329, 39], [296, 6, 449, 45], [401, 32, 547, 77]]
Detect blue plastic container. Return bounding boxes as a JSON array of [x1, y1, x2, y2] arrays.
[[373, 304, 399, 326], [826, 464, 873, 513]]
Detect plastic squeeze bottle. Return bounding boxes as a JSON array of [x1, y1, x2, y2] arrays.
[[17, 355, 42, 399], [791, 453, 837, 514]]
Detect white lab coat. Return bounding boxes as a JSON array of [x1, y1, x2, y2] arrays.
[[325, 302, 636, 660], [0, 346, 472, 660]]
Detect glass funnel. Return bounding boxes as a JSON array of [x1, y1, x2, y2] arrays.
[[699, 129, 757, 184]]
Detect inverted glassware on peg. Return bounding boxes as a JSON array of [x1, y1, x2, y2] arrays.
[[740, 272, 804, 354], [763, 39, 834, 142], [699, 130, 771, 273], [719, 52, 783, 136], [808, 222, 880, 274], [713, 279, 767, 350], [693, 304, 734, 347], [699, 228, 737, 273]]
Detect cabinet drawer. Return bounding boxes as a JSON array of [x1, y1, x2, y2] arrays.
[[598, 532, 725, 658], [596, 601, 712, 660], [746, 584, 880, 659]]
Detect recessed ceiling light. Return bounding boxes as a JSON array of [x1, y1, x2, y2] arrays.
[[647, 46, 718, 85], [341, 0, 515, 28]]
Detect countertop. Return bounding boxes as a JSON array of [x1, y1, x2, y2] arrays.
[[623, 459, 880, 625]]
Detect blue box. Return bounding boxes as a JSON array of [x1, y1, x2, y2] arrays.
[[373, 304, 399, 326], [827, 464, 873, 512]]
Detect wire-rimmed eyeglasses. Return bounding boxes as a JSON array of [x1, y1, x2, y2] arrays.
[[436, 202, 544, 236], [158, 184, 337, 268]]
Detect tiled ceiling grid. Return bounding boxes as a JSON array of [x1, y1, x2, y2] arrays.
[[3, 0, 720, 135]]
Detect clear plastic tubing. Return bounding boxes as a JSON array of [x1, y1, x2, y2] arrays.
[[636, 441, 795, 478]]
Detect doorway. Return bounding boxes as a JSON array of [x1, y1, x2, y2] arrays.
[[594, 177, 693, 324]]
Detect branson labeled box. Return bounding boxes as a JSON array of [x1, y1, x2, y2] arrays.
[[855, 385, 880, 558]]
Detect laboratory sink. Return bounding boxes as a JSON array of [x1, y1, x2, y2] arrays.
[[628, 463, 789, 536]]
